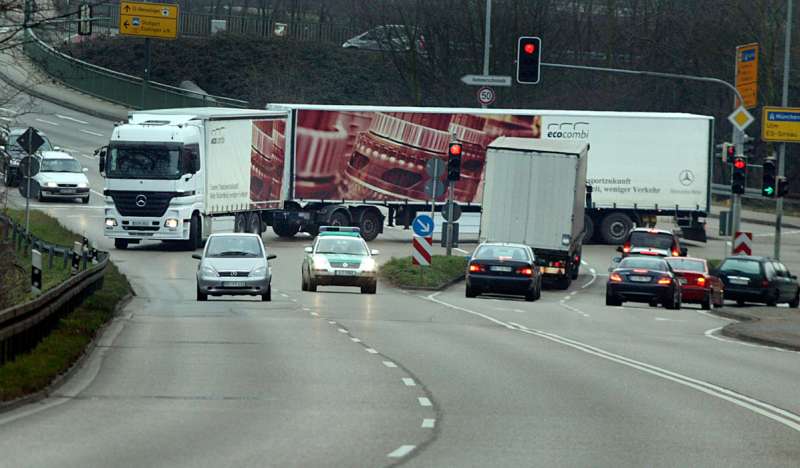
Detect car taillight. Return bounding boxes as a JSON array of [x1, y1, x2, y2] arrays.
[[633, 269, 648, 273], [657, 277, 672, 285], [696, 276, 706, 286], [469, 263, 483, 273], [610, 273, 623, 282], [671, 249, 680, 257], [550, 261, 563, 268], [623, 243, 631, 253], [517, 267, 533, 276], [762, 279, 769, 288]]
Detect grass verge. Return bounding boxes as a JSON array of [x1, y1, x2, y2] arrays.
[[380, 255, 467, 290], [0, 210, 131, 402]]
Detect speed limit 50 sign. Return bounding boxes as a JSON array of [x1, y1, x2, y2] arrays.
[[477, 86, 496, 106]]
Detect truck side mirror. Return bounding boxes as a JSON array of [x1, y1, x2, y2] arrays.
[[96, 146, 107, 174]]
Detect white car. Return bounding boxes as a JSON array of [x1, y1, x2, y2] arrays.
[[28, 151, 91, 203]]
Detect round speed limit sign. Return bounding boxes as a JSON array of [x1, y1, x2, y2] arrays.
[[477, 86, 496, 106]]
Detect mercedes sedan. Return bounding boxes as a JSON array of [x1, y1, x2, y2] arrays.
[[193, 233, 276, 301]]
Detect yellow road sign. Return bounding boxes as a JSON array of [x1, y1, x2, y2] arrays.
[[762, 106, 800, 143], [735, 43, 758, 109], [119, 1, 179, 39], [736, 82, 758, 109], [728, 106, 754, 132]]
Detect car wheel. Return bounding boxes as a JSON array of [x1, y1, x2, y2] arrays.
[[301, 272, 308, 291], [3, 170, 11, 186], [766, 290, 778, 307], [196, 286, 208, 301], [329, 211, 349, 227], [649, 299, 659, 307], [262, 285, 271, 302], [186, 214, 201, 251], [35, 183, 45, 202], [465, 285, 478, 298], [114, 238, 129, 250], [308, 278, 317, 292], [736, 299, 745, 307], [361, 281, 377, 294], [81, 196, 90, 204], [701, 293, 712, 310], [534, 278, 542, 300], [605, 290, 621, 306], [789, 291, 799, 308]]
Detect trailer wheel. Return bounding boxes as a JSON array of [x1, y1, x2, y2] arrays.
[[234, 213, 247, 233], [329, 211, 349, 227], [272, 221, 299, 238], [359, 210, 382, 241], [600, 212, 633, 244], [247, 212, 262, 235]]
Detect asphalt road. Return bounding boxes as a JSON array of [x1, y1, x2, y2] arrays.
[[1, 96, 800, 467]]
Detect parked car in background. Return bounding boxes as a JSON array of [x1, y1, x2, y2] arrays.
[[466, 242, 544, 302], [26, 151, 90, 203], [716, 256, 800, 307], [606, 256, 681, 309], [618, 227, 686, 258], [193, 233, 276, 301], [342, 25, 424, 52], [666, 257, 723, 310], [1, 127, 55, 186]]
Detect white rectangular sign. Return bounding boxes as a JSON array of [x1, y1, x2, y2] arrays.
[[460, 75, 512, 87]]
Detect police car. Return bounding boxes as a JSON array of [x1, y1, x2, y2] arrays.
[[301, 226, 379, 294]]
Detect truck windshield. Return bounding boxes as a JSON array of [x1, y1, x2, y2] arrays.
[[107, 145, 184, 179]]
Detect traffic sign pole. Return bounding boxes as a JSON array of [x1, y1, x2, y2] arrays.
[[25, 130, 32, 234], [481, 0, 492, 108], [775, 0, 793, 260]]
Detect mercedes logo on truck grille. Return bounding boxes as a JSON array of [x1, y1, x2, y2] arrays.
[[135, 194, 148, 207]]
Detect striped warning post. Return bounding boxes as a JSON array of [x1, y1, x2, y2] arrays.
[[733, 231, 753, 256], [412, 236, 433, 266]]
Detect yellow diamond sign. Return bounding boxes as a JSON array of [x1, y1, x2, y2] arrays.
[[728, 106, 754, 132]]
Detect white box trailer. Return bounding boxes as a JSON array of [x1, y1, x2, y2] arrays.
[[481, 138, 588, 288]]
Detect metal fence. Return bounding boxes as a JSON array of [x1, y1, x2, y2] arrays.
[[23, 28, 249, 110], [0, 214, 109, 365]]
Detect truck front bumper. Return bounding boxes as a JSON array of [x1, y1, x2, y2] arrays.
[[104, 207, 191, 241]]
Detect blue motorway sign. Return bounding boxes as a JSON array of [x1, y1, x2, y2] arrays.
[[412, 214, 434, 237]]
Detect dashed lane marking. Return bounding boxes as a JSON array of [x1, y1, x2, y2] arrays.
[[79, 129, 104, 137], [417, 397, 432, 407], [337, 328, 348, 333], [350, 337, 361, 343], [328, 320, 336, 325], [387, 445, 416, 459], [382, 361, 398, 368], [365, 348, 378, 354], [402, 378, 416, 386], [421, 418, 435, 428], [56, 114, 88, 124], [310, 312, 319, 316], [35, 118, 59, 126]]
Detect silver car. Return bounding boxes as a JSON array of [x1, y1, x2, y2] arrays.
[[193, 233, 276, 301]]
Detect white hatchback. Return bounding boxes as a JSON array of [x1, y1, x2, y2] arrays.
[[29, 151, 91, 204]]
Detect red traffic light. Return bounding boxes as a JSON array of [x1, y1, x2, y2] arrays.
[[449, 143, 462, 157], [733, 158, 746, 170], [524, 43, 536, 54]]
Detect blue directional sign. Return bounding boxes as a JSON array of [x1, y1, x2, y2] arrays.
[[412, 214, 434, 237]]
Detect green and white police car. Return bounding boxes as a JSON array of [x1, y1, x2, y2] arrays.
[[301, 227, 379, 294]]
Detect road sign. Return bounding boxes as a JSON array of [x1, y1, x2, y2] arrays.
[[18, 156, 40, 178], [412, 236, 432, 266], [460, 74, 512, 87], [762, 106, 800, 142], [78, 2, 92, 36], [477, 86, 496, 106], [728, 106, 754, 132], [424, 177, 445, 198], [120, 1, 179, 40], [412, 214, 434, 237], [733, 231, 753, 256], [735, 43, 759, 109], [441, 201, 462, 222], [16, 127, 44, 155], [425, 158, 445, 178]]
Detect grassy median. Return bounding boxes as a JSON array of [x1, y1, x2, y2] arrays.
[[380, 255, 468, 290], [0, 209, 131, 402]]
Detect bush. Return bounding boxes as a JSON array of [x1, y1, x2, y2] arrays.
[[380, 255, 467, 289]]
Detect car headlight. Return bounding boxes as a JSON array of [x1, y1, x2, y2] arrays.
[[9, 159, 20, 166], [313, 255, 330, 270], [77, 182, 88, 188], [361, 257, 377, 271], [44, 181, 58, 188], [164, 218, 179, 229], [252, 266, 267, 277], [105, 218, 117, 228], [201, 264, 217, 277]]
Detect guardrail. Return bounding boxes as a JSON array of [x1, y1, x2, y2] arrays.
[[23, 28, 249, 110], [0, 214, 108, 365]]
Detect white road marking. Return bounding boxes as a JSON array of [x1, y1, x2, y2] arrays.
[[704, 326, 797, 353], [35, 118, 59, 126], [328, 320, 336, 325], [350, 337, 361, 343], [56, 114, 88, 124], [417, 397, 432, 407], [337, 328, 348, 333], [560, 301, 590, 318], [0, 116, 14, 122], [310, 311, 319, 316], [402, 378, 416, 386], [382, 361, 397, 368], [581, 260, 598, 289], [79, 129, 104, 137], [365, 348, 378, 354], [570, 291, 578, 296], [427, 292, 800, 433], [387, 445, 416, 458], [454, 247, 469, 254], [421, 418, 436, 428], [655, 317, 685, 322], [90, 189, 104, 197], [508, 321, 529, 331], [302, 307, 311, 311], [80, 154, 95, 160], [280, 293, 289, 298]]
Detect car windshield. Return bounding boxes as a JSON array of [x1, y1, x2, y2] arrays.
[[9, 130, 53, 153], [629, 232, 674, 250], [619, 257, 668, 271], [107, 145, 184, 179], [40, 158, 82, 173], [315, 237, 368, 255], [474, 245, 530, 261], [205, 236, 263, 258], [666, 258, 705, 272], [720, 259, 761, 275]]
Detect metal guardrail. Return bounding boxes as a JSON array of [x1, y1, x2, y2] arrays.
[[22, 28, 249, 110], [0, 214, 108, 365]]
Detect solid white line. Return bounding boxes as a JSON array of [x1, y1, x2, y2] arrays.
[[365, 348, 378, 354], [79, 129, 104, 137], [387, 445, 416, 458], [382, 361, 398, 368], [704, 326, 797, 353], [421, 418, 436, 428], [0, 116, 12, 122], [56, 114, 88, 124], [90, 189, 104, 197], [428, 294, 800, 432], [508, 321, 529, 331], [402, 378, 416, 386], [418, 397, 432, 407], [427, 292, 516, 330], [454, 247, 469, 254], [328, 320, 336, 325], [280, 293, 289, 298], [35, 118, 59, 126], [310, 311, 319, 316], [337, 328, 348, 333], [80, 154, 95, 160], [350, 337, 361, 343], [302, 307, 311, 311]]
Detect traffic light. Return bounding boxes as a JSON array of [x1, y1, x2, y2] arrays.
[[717, 142, 734, 162], [731, 156, 746, 195], [516, 36, 542, 84], [777, 176, 789, 197], [762, 158, 776, 197], [447, 142, 462, 181], [743, 135, 756, 157]]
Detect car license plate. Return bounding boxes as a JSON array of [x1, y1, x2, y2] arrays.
[[730, 277, 749, 285], [61, 189, 75, 194], [130, 220, 150, 226], [335, 270, 357, 276], [630, 276, 651, 282], [223, 281, 246, 287], [491, 266, 512, 272]]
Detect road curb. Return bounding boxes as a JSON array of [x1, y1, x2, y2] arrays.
[[394, 274, 466, 292], [0, 290, 134, 414], [708, 308, 800, 352]]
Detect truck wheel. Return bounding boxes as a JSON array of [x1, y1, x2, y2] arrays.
[[247, 212, 262, 235], [359, 210, 382, 241], [114, 238, 129, 250], [584, 214, 594, 243], [187, 214, 201, 250], [329, 211, 349, 227], [600, 212, 633, 244], [3, 170, 11, 186], [273, 221, 299, 238]]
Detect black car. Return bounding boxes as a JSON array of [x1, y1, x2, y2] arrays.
[[606, 256, 682, 309], [1, 127, 55, 187], [466, 242, 544, 302], [618, 227, 687, 258], [716, 256, 800, 307]]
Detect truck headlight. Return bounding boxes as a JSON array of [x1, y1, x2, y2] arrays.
[[9, 159, 20, 166], [105, 218, 117, 228], [44, 181, 58, 188], [77, 182, 88, 188], [164, 218, 179, 229], [361, 257, 376, 271]]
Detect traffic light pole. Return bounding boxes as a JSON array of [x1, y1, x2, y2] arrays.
[[775, 0, 793, 260], [731, 129, 744, 251], [445, 183, 455, 256]]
